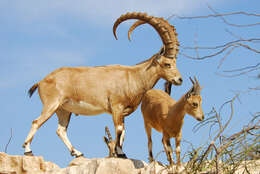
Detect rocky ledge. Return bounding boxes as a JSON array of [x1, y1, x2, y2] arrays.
[[0, 152, 259, 174], [0, 152, 171, 174]]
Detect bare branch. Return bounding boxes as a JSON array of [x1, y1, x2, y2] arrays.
[[212, 144, 220, 174], [5, 128, 13, 153], [217, 45, 238, 69], [181, 38, 260, 50], [218, 120, 260, 153], [213, 94, 238, 142], [249, 86, 260, 90], [217, 62, 260, 78], [207, 4, 260, 27], [180, 38, 260, 64], [168, 7, 260, 72], [223, 62, 260, 73], [192, 108, 218, 133], [194, 31, 200, 59], [168, 5, 260, 27], [179, 44, 234, 60], [168, 11, 260, 20], [224, 28, 244, 40]]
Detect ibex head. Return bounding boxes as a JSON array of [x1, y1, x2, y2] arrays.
[[103, 126, 117, 157], [185, 77, 204, 121], [113, 12, 183, 86]]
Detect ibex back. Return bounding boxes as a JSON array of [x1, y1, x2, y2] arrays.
[[23, 12, 183, 158]]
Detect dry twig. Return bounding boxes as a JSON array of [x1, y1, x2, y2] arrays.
[[168, 5, 260, 77], [4, 128, 13, 153]]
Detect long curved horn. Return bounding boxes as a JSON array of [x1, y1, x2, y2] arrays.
[[128, 20, 146, 41], [113, 12, 179, 58], [128, 18, 166, 41]]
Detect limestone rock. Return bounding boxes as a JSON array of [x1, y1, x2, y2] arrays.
[[0, 152, 59, 174], [54, 157, 148, 174], [1, 153, 259, 174], [234, 160, 260, 174]]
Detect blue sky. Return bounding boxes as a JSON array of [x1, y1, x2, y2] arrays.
[[0, 0, 259, 167]]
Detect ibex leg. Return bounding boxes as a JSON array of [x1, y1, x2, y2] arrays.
[[56, 109, 83, 157], [112, 109, 127, 158], [144, 123, 154, 162], [23, 101, 60, 155], [162, 134, 174, 166]]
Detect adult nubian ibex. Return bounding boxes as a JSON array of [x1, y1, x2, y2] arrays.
[[23, 12, 183, 158], [141, 77, 204, 168]]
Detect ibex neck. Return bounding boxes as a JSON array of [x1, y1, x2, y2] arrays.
[[169, 95, 187, 123], [134, 58, 160, 91]]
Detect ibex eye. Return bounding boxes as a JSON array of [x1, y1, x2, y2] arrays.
[[164, 63, 171, 68], [192, 102, 198, 107]]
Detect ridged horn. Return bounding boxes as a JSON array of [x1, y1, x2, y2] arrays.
[[189, 76, 201, 95], [113, 12, 179, 58], [194, 76, 201, 95], [128, 18, 165, 41]]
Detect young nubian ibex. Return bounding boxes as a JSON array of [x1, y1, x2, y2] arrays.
[[23, 12, 183, 158], [141, 77, 204, 168], [103, 126, 117, 157]]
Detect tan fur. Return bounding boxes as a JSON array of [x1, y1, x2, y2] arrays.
[[23, 11, 184, 158], [141, 78, 204, 168]]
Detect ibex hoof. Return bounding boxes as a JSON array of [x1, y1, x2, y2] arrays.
[[22, 143, 28, 148], [116, 146, 127, 158], [24, 151, 34, 156], [76, 153, 84, 158], [148, 158, 154, 163], [71, 149, 84, 158], [117, 153, 127, 158]]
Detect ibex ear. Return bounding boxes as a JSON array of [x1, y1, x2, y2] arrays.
[[153, 47, 164, 65], [153, 54, 161, 65], [185, 92, 191, 99]]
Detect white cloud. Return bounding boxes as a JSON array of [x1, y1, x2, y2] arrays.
[[1, 0, 225, 25]]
